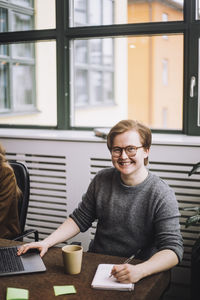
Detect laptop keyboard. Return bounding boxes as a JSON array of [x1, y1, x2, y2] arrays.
[[0, 246, 24, 273]]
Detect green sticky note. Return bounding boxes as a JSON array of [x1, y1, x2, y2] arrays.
[[53, 285, 76, 296], [6, 287, 29, 300]]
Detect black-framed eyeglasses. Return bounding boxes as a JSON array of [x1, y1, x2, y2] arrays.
[[111, 145, 143, 158]]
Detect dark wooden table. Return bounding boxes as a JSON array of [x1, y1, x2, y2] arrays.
[[0, 239, 170, 300]]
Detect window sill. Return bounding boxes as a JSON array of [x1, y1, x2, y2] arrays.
[[0, 128, 200, 146]]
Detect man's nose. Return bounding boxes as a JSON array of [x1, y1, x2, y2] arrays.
[[121, 149, 128, 158]]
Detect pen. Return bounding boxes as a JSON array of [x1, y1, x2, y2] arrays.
[[109, 249, 141, 278]]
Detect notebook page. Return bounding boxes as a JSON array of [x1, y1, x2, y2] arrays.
[[91, 264, 134, 291]]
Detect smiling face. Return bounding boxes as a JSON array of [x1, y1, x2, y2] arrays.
[[111, 130, 149, 186]]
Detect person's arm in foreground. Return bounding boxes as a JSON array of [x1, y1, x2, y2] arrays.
[[110, 249, 178, 284], [0, 166, 16, 226], [17, 217, 80, 257]]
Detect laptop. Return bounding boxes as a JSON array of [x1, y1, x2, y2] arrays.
[[0, 245, 46, 276]]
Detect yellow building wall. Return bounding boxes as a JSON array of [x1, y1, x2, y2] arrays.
[[128, 36, 150, 124], [152, 2, 183, 129], [128, 1, 183, 129]]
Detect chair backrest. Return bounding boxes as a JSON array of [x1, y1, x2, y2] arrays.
[[9, 161, 30, 233]]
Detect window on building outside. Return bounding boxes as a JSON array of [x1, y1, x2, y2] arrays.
[[0, 2, 34, 113], [1, 0, 200, 135], [162, 59, 168, 86], [72, 38, 114, 108], [196, 0, 200, 19]]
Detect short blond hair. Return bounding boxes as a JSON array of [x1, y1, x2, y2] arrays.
[[107, 120, 152, 165]]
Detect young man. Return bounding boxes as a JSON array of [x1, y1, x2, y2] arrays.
[[18, 119, 183, 283]]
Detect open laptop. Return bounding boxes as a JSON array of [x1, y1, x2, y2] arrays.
[[0, 245, 46, 276]]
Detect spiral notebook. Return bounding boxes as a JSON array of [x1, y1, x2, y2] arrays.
[[91, 264, 134, 291]]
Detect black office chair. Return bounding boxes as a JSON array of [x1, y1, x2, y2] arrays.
[[9, 161, 39, 242]]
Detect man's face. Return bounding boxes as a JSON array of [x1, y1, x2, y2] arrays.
[[111, 130, 149, 182]]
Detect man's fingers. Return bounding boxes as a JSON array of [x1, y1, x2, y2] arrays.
[[17, 244, 37, 255]]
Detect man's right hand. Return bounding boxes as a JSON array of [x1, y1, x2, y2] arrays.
[[17, 241, 49, 257]]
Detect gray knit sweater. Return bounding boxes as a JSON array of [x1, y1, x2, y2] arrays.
[[70, 168, 183, 262]]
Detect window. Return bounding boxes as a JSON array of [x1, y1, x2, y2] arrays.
[[0, 40, 35, 113], [71, 35, 183, 129], [162, 59, 168, 86], [0, 0, 200, 135], [187, 0, 200, 135], [1, 0, 55, 32], [0, 0, 56, 126], [196, 0, 200, 19], [71, 2, 114, 112], [0, 40, 57, 126], [71, 0, 114, 26], [72, 38, 114, 108], [162, 13, 168, 22], [0, 7, 7, 32], [0, 2, 34, 113], [162, 13, 168, 40], [0, 61, 8, 111]]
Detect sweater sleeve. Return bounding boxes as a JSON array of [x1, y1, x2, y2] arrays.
[[153, 186, 183, 263], [70, 175, 97, 232]]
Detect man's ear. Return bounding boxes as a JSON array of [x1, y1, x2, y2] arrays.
[[143, 148, 149, 159]]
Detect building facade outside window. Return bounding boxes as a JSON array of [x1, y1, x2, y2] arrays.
[[73, 38, 114, 108], [0, 1, 35, 114]]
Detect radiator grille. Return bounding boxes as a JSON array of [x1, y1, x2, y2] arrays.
[[7, 152, 67, 242]]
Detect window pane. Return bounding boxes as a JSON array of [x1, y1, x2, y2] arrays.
[[71, 35, 183, 130], [103, 0, 113, 25], [70, 0, 183, 27], [196, 0, 200, 19], [72, 37, 114, 114], [0, 41, 57, 126], [75, 40, 87, 63], [75, 69, 88, 105], [162, 59, 168, 86], [12, 64, 33, 107], [12, 12, 32, 31], [89, 39, 102, 65], [73, 0, 87, 26], [198, 39, 200, 126], [11, 0, 33, 8], [12, 43, 34, 58], [0, 7, 7, 32], [74, 0, 85, 10], [0, 8, 8, 55], [0, 44, 8, 56], [0, 0, 55, 31], [88, 0, 101, 25], [103, 39, 113, 66], [0, 62, 8, 110], [90, 71, 102, 103], [104, 72, 113, 103]]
